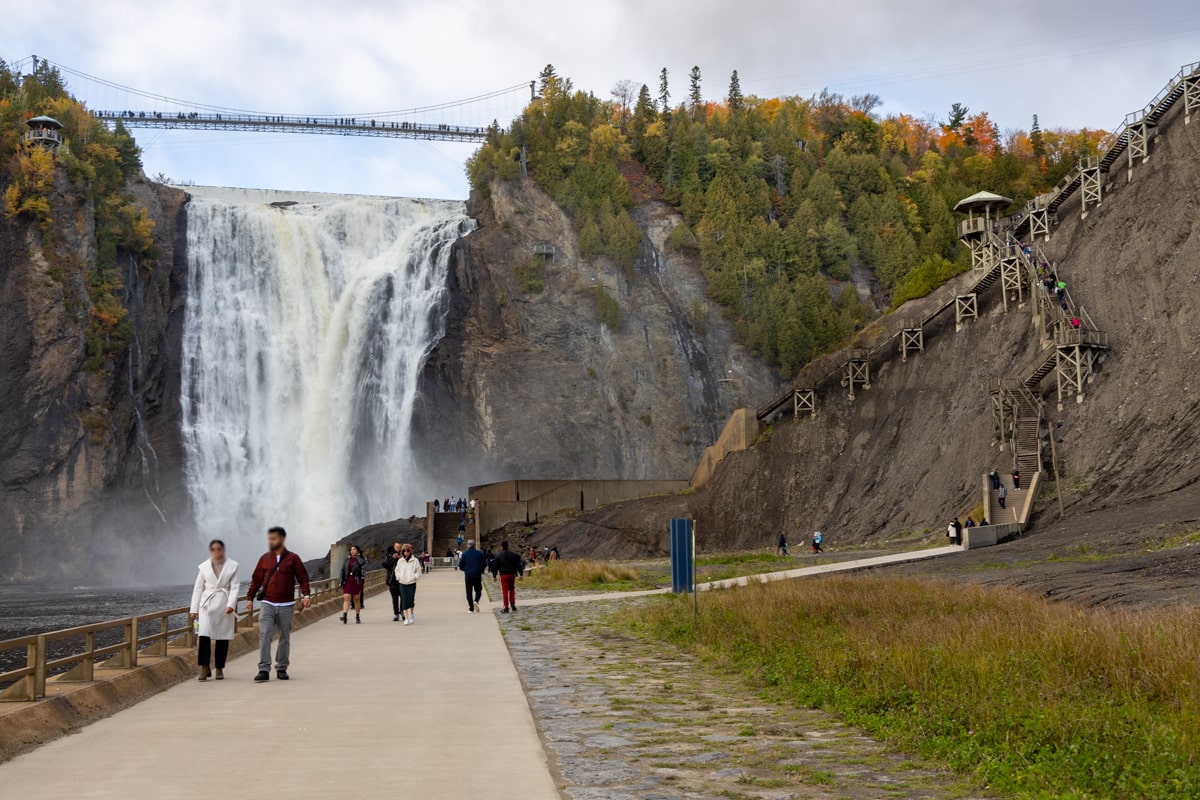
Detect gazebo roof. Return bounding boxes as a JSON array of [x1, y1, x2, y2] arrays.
[[954, 191, 1013, 213], [26, 115, 63, 129]]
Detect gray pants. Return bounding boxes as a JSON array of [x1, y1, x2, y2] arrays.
[[258, 603, 294, 672]]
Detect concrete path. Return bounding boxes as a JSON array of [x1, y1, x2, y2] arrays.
[[0, 572, 560, 800], [517, 545, 964, 607]]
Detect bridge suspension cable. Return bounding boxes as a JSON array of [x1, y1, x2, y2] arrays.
[[19, 56, 532, 144]]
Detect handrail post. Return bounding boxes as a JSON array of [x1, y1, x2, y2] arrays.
[[126, 617, 139, 669], [34, 634, 47, 699], [82, 631, 95, 682]]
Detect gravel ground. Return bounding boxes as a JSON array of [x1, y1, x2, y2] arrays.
[[494, 598, 986, 800]]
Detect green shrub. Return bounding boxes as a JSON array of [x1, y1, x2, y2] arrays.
[[515, 258, 545, 294], [595, 287, 620, 330]]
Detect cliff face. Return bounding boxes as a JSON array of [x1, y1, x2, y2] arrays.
[[413, 178, 779, 487], [685, 103, 1200, 550], [0, 173, 190, 581]]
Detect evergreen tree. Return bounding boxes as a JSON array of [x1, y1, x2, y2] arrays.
[[658, 67, 671, 114], [1030, 113, 1046, 160], [538, 64, 558, 96], [727, 69, 743, 112], [688, 66, 703, 119], [947, 102, 969, 131]]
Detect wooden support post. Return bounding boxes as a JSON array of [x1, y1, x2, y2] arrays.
[[1028, 206, 1050, 242], [899, 324, 923, 362], [33, 635, 46, 699], [792, 389, 815, 418], [955, 294, 978, 331], [1050, 420, 1065, 521], [1184, 74, 1200, 125], [1127, 120, 1153, 180], [1079, 158, 1102, 217], [1000, 258, 1023, 312]]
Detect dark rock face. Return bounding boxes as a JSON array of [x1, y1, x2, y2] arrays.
[[413, 179, 779, 488], [0, 174, 191, 581]]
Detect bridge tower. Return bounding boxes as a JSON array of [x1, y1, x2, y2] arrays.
[[23, 116, 63, 154]]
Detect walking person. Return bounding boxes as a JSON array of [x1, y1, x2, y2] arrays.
[[1011, 468, 1021, 490], [459, 539, 487, 613], [998, 484, 1008, 509], [189, 539, 239, 682], [339, 545, 366, 624], [494, 540, 522, 613], [246, 526, 311, 682], [777, 532, 789, 556], [383, 543, 403, 621], [393, 544, 422, 625], [811, 531, 824, 554]]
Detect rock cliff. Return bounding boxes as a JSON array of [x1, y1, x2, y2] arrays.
[[413, 178, 779, 487], [0, 172, 189, 581]]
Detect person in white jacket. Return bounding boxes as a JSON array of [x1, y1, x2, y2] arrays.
[[189, 539, 240, 681], [393, 544, 422, 625]]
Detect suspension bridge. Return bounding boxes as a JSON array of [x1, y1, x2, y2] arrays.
[[13, 56, 532, 144]]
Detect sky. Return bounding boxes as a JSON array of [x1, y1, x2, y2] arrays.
[[3, 0, 1197, 199]]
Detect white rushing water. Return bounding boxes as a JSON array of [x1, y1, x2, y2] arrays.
[[181, 188, 471, 555]]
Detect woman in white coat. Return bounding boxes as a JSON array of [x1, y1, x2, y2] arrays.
[[393, 544, 422, 625], [189, 539, 240, 681]]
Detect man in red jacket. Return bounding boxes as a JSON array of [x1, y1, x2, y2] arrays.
[[245, 526, 311, 682]]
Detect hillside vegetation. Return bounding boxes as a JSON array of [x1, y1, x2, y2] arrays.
[[469, 65, 1104, 376], [0, 60, 153, 370]]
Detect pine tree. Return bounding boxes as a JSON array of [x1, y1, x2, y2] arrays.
[[538, 64, 558, 96], [727, 69, 743, 112], [1030, 113, 1046, 161], [658, 67, 671, 114], [688, 66, 703, 119], [947, 102, 968, 131]]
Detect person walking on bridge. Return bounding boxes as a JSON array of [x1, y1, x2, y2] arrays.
[[459, 540, 487, 613], [189, 539, 239, 682], [494, 540, 522, 614], [246, 527, 311, 683], [339, 545, 366, 624], [394, 544, 422, 624]]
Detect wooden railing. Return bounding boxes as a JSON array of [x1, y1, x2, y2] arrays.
[[0, 569, 384, 702]]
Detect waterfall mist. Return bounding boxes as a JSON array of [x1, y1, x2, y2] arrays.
[[181, 190, 471, 558]]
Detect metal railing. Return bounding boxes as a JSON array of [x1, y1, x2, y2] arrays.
[[0, 569, 384, 702]]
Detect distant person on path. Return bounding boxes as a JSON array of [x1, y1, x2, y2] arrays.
[[998, 484, 1008, 509], [989, 470, 1001, 490], [459, 540, 487, 613], [246, 526, 311, 682], [529, 547, 538, 568], [383, 543, 404, 621], [550, 546, 560, 561], [811, 531, 824, 554], [421, 550, 431, 574], [456, 532, 464, 550], [393, 544, 422, 625], [778, 532, 789, 556], [189, 539, 239, 682], [948, 519, 962, 546], [339, 545, 366, 625], [494, 540, 522, 614], [434, 499, 440, 513], [1012, 469, 1021, 490]]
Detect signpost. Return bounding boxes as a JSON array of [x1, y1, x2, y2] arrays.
[[670, 519, 698, 624]]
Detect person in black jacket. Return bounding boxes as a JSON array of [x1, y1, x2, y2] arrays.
[[458, 540, 488, 613], [494, 540, 523, 613], [382, 543, 404, 622]]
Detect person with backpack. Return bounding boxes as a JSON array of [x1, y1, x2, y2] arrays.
[[989, 470, 1001, 491], [493, 540, 523, 614], [777, 532, 789, 556], [811, 531, 824, 554]]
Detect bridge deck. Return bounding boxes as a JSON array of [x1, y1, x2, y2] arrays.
[[0, 572, 559, 800], [96, 113, 490, 143]]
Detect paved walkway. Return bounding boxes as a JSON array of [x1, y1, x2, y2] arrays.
[[0, 572, 560, 800], [518, 545, 964, 607]]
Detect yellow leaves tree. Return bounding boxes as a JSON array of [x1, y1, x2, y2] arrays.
[[4, 146, 58, 229]]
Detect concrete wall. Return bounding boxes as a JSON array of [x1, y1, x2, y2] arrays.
[[689, 407, 761, 488], [470, 479, 689, 535]]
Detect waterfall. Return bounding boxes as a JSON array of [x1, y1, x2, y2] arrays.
[[181, 189, 471, 556]]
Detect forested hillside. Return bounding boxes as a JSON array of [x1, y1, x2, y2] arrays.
[[469, 65, 1104, 376]]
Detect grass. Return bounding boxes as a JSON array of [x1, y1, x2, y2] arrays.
[[625, 575, 1200, 798], [521, 559, 649, 592], [1146, 527, 1200, 552]]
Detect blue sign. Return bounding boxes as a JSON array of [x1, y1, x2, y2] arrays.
[[670, 518, 695, 593]]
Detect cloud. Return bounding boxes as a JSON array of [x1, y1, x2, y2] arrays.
[[3, 0, 1196, 196]]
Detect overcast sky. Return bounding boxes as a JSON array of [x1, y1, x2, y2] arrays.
[[3, 0, 1196, 199]]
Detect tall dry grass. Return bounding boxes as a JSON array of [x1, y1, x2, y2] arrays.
[[627, 576, 1200, 797], [522, 559, 642, 591]]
